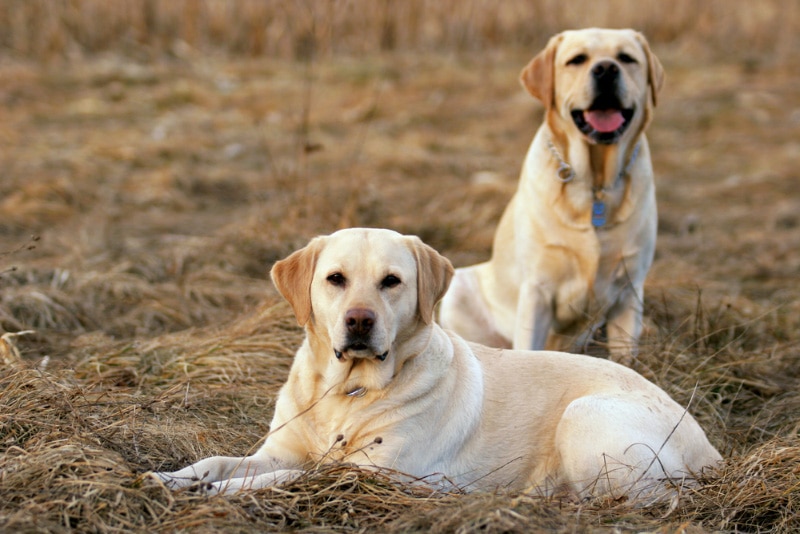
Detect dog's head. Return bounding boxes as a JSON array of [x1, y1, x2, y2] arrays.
[[271, 228, 453, 368], [520, 28, 664, 145]]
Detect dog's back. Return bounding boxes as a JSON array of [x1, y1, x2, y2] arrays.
[[457, 337, 721, 499]]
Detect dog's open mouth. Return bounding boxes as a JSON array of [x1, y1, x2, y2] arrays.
[[334, 344, 389, 362], [571, 108, 634, 144]]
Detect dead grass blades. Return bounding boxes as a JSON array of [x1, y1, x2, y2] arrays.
[[2, 0, 800, 532]]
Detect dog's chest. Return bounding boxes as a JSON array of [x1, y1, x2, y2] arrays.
[[562, 237, 626, 302], [592, 242, 637, 306], [303, 396, 388, 462]]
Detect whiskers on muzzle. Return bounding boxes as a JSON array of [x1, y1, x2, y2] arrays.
[[333, 307, 389, 362], [570, 59, 636, 144]]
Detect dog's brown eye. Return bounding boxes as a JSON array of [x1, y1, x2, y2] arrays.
[[327, 273, 346, 287], [566, 54, 587, 66], [381, 275, 401, 289], [617, 52, 637, 64]]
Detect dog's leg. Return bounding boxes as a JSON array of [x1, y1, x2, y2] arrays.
[[555, 395, 687, 503], [209, 468, 305, 494], [514, 280, 553, 350], [606, 286, 643, 365], [154, 454, 290, 490]]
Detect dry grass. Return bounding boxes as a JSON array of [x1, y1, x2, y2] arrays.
[[0, 0, 796, 61], [1, 1, 800, 532]]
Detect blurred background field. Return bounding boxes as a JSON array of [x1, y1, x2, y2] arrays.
[[1, 1, 799, 532], [0, 0, 797, 60]]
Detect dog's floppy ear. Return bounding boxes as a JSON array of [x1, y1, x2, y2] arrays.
[[408, 237, 454, 325], [635, 31, 665, 108], [270, 237, 324, 326], [519, 33, 563, 110]]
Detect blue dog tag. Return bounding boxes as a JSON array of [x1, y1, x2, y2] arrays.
[[592, 200, 606, 227]]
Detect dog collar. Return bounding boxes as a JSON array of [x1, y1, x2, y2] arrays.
[[546, 139, 576, 183], [546, 138, 640, 228]]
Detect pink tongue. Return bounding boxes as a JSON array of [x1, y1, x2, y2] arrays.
[[584, 110, 625, 133]]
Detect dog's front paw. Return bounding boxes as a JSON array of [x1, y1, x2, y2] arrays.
[[150, 470, 181, 489], [150, 470, 218, 493]]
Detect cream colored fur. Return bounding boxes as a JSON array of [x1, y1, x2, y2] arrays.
[[155, 228, 719, 501], [439, 28, 665, 364]]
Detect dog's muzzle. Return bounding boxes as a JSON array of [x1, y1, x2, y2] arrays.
[[571, 60, 634, 144], [334, 348, 388, 361], [333, 307, 388, 362]]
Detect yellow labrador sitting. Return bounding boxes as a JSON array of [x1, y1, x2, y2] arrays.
[[155, 228, 720, 501], [439, 29, 665, 364]]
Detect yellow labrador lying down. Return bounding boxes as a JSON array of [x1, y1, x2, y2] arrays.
[[155, 228, 720, 501]]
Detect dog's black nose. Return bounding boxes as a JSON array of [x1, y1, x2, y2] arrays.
[[592, 60, 619, 83], [345, 308, 375, 337]]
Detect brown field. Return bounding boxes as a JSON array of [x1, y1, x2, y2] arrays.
[[1, 1, 799, 532]]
